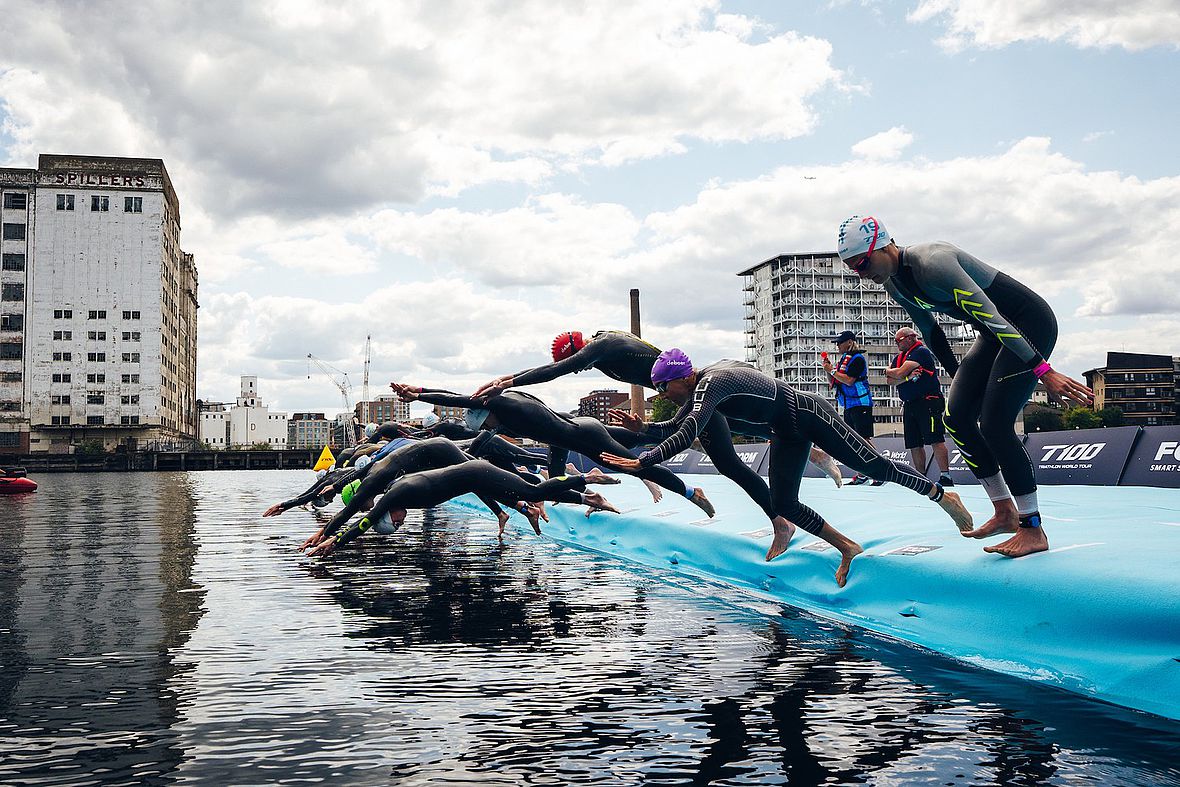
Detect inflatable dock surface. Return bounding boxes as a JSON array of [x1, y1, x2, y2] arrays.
[[449, 477, 1180, 720]]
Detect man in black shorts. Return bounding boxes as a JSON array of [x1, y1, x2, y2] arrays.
[[886, 327, 952, 486]]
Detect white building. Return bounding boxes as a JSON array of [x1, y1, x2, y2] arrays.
[[199, 376, 288, 449], [0, 154, 198, 453], [739, 252, 975, 432]]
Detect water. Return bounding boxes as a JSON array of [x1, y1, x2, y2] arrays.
[[1, 470, 1177, 786]]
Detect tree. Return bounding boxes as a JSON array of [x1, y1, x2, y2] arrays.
[[1098, 406, 1125, 427], [1023, 404, 1063, 432], [76, 439, 106, 455], [1063, 406, 1102, 430], [650, 396, 678, 422]]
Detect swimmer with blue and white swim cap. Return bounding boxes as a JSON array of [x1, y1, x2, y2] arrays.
[[835, 215, 1094, 557]]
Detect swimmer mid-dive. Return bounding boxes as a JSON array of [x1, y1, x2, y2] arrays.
[[390, 382, 716, 517], [602, 349, 975, 587], [473, 329, 844, 487], [305, 460, 622, 556], [836, 215, 1093, 557]]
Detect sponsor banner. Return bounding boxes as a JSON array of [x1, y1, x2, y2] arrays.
[[1118, 426, 1180, 488], [1024, 426, 1138, 486], [821, 435, 934, 482], [694, 443, 769, 476], [662, 449, 704, 474], [942, 439, 981, 486]]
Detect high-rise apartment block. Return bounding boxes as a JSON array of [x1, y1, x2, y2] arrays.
[[739, 252, 974, 430], [0, 154, 198, 452]]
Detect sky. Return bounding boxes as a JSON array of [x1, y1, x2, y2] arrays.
[[2, 0, 1178, 417]]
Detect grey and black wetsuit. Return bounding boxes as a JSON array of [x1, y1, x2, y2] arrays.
[[884, 242, 1057, 497], [412, 387, 693, 497], [636, 361, 936, 534], [369, 422, 415, 442], [418, 419, 480, 441], [333, 460, 594, 548]]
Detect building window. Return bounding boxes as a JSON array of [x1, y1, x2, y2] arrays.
[[90, 195, 110, 212], [86, 373, 106, 384], [122, 352, 141, 363], [3, 193, 27, 210], [52, 415, 73, 425], [122, 310, 141, 320], [121, 394, 140, 405], [1, 253, 24, 271], [51, 373, 72, 383], [0, 371, 21, 382], [88, 310, 107, 320], [86, 352, 107, 362], [0, 401, 22, 412], [56, 194, 75, 211], [87, 393, 105, 405], [1, 314, 22, 332], [86, 415, 104, 425], [2, 223, 26, 240], [119, 415, 141, 425], [121, 373, 140, 384], [51, 395, 70, 404], [121, 331, 141, 341], [52, 352, 72, 362], [54, 309, 73, 319], [124, 196, 143, 213], [52, 330, 72, 340], [1, 284, 24, 302], [87, 330, 108, 341], [0, 342, 21, 360]]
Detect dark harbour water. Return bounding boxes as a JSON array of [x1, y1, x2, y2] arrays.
[[0, 471, 1177, 787]]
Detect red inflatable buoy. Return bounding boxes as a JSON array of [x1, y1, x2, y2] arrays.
[[0, 476, 37, 494]]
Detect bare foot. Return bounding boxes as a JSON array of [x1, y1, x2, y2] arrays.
[[967, 509, 1019, 539], [584, 468, 621, 485], [497, 509, 510, 536], [935, 491, 974, 533], [813, 452, 843, 488], [689, 488, 715, 518], [984, 527, 1049, 557], [641, 479, 664, 504], [582, 491, 620, 516], [765, 516, 795, 561], [835, 542, 864, 588]]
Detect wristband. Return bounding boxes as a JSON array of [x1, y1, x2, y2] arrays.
[[1033, 362, 1052, 379]]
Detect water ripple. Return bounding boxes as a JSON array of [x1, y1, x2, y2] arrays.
[[0, 470, 1177, 786]]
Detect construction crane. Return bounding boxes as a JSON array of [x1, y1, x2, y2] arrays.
[[361, 335, 372, 427], [307, 354, 356, 446]]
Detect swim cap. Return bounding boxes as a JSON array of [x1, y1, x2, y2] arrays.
[[364, 423, 378, 438], [371, 510, 400, 534], [836, 215, 890, 261], [354, 454, 372, 470], [340, 479, 362, 505], [421, 412, 440, 428], [651, 348, 694, 385], [465, 408, 490, 431], [551, 331, 585, 361]]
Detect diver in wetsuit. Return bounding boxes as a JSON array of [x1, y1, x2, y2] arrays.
[[602, 350, 975, 587], [390, 382, 717, 517], [306, 460, 621, 556], [836, 215, 1093, 557]]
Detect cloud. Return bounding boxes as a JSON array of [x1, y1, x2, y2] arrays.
[[851, 126, 914, 160], [1082, 130, 1114, 143], [909, 0, 1180, 51], [0, 0, 846, 220]]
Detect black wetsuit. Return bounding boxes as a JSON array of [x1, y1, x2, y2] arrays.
[[504, 332, 779, 515], [637, 361, 935, 534], [333, 460, 593, 548], [511, 330, 662, 387], [885, 242, 1058, 497], [370, 422, 415, 442], [418, 419, 480, 441], [276, 466, 355, 511], [413, 387, 692, 497]]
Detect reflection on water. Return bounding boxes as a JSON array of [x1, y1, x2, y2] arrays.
[[0, 470, 1177, 786]]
